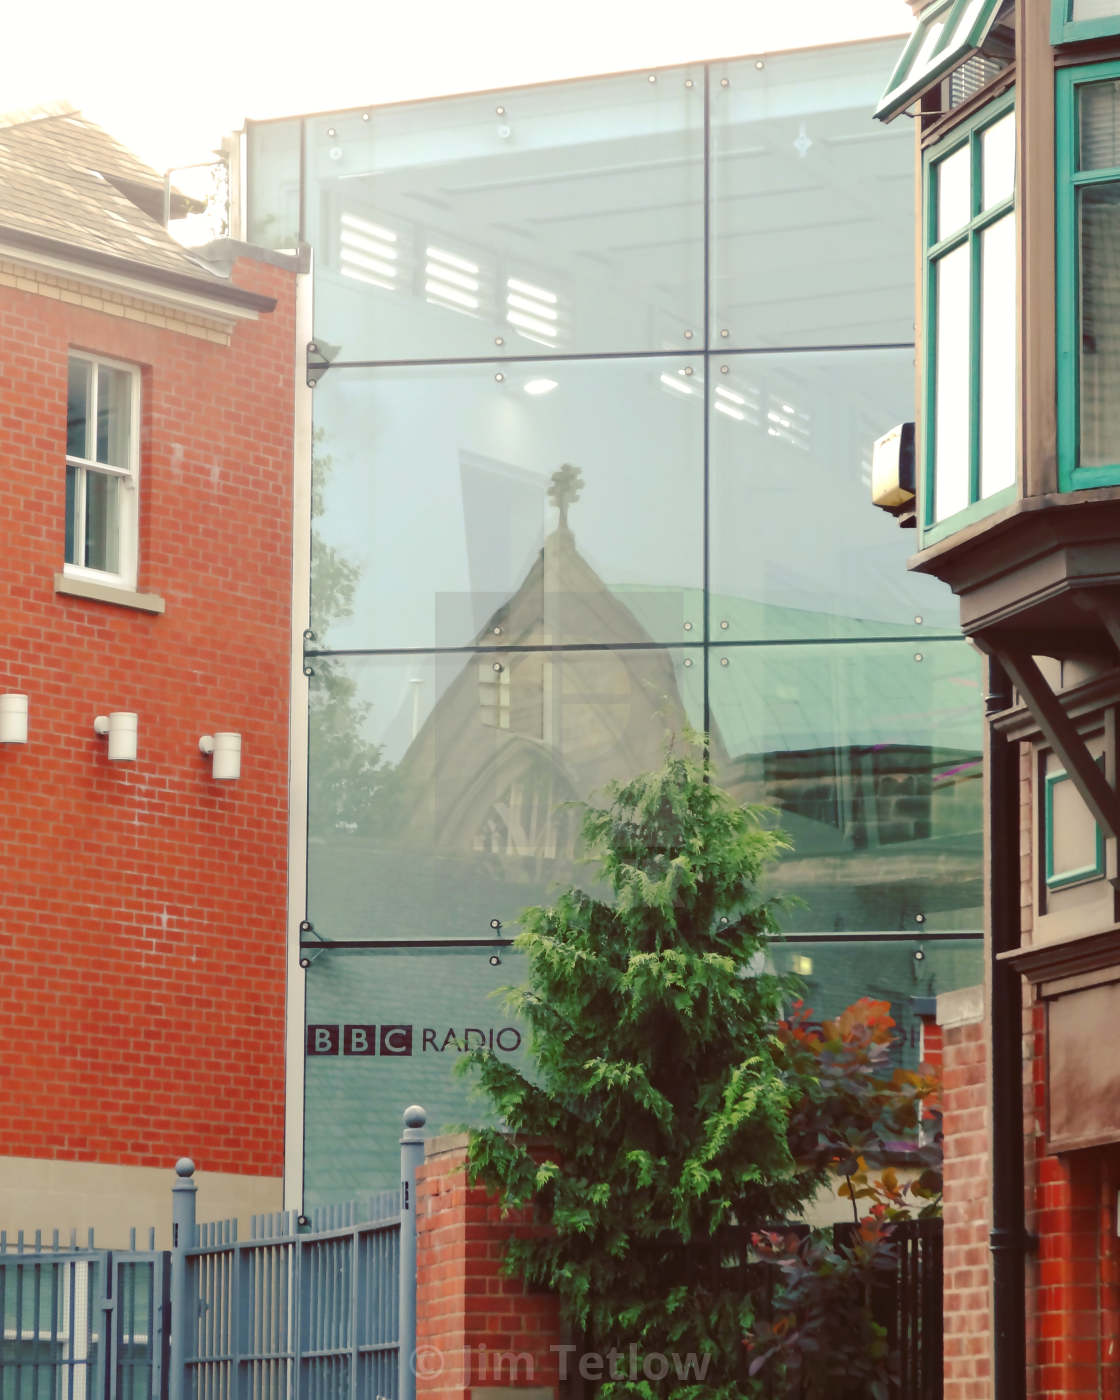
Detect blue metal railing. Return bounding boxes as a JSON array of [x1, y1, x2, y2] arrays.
[[1, 1106, 423, 1400]]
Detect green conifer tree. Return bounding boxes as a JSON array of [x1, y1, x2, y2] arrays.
[[464, 737, 827, 1399]]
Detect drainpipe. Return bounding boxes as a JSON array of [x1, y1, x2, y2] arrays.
[[985, 655, 1027, 1400]]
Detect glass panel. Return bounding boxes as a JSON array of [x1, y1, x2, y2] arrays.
[[65, 464, 78, 565], [708, 348, 959, 640], [303, 946, 528, 1203], [770, 936, 983, 1069], [710, 639, 984, 934], [83, 471, 119, 574], [936, 143, 972, 242], [95, 365, 131, 468], [979, 212, 1017, 498], [311, 359, 704, 650], [710, 40, 914, 349], [1072, 0, 1120, 20], [1078, 181, 1120, 468], [67, 357, 90, 459], [933, 242, 972, 519], [245, 118, 302, 249], [980, 110, 1015, 209], [305, 648, 704, 943], [305, 68, 704, 362], [1078, 80, 1120, 172]]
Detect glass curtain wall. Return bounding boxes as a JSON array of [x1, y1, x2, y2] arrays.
[[248, 38, 984, 1204]]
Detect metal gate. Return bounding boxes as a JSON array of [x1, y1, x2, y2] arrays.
[[181, 1194, 402, 1400], [1, 1108, 423, 1400], [0, 1232, 168, 1400]]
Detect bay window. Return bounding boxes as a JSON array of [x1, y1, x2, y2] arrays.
[[923, 96, 1017, 541], [1056, 63, 1120, 486]]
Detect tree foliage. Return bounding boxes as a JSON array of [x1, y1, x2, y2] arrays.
[[465, 739, 821, 1397], [464, 739, 940, 1398], [744, 999, 942, 1398]]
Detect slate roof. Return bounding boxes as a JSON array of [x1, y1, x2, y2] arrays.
[[0, 103, 271, 308]]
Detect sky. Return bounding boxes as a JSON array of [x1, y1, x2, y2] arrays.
[[3, 0, 913, 176]]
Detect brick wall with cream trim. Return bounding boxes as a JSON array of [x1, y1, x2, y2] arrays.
[[0, 241, 296, 1240]]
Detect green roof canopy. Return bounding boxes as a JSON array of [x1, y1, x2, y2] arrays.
[[874, 0, 1006, 123]]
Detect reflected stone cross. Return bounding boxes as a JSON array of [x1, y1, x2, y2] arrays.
[[548, 463, 584, 528]]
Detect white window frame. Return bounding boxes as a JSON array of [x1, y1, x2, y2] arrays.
[[64, 351, 141, 590]]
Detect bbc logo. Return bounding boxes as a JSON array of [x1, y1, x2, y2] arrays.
[[306, 1024, 413, 1057]]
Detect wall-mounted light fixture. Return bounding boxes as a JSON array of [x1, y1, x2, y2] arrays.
[[199, 732, 241, 781], [0, 693, 28, 744], [94, 711, 138, 762]]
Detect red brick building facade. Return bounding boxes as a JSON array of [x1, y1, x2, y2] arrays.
[[0, 106, 297, 1236]]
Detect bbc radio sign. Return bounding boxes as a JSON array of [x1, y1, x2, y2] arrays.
[[306, 1023, 523, 1058]]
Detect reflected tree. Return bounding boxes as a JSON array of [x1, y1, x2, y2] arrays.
[[309, 431, 401, 837]]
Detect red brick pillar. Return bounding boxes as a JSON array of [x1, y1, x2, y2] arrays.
[[415, 1134, 565, 1400], [937, 985, 991, 1400]]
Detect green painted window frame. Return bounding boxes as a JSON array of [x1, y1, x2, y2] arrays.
[[1056, 60, 1120, 489], [919, 91, 1017, 549], [1044, 768, 1106, 889], [875, 0, 1006, 122], [1052, 1, 1120, 44]]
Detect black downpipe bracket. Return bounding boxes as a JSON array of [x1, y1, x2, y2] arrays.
[[986, 656, 1028, 1400]]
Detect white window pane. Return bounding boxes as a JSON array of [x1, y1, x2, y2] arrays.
[[981, 111, 1015, 210], [67, 358, 91, 459], [96, 365, 132, 468], [944, 0, 990, 53], [934, 243, 972, 521], [1079, 181, 1120, 468], [936, 144, 971, 241], [1079, 80, 1120, 172], [979, 212, 1016, 498], [1072, 0, 1120, 19], [84, 471, 120, 574]]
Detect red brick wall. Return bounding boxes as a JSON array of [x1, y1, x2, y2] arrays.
[[940, 1008, 991, 1400], [416, 1138, 564, 1400], [0, 254, 295, 1177]]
